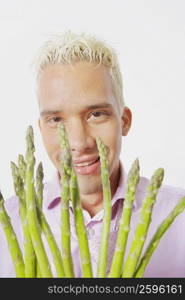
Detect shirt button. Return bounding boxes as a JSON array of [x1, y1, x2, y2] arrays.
[[87, 228, 95, 238]]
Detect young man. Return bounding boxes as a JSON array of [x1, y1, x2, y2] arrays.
[[0, 31, 185, 277]]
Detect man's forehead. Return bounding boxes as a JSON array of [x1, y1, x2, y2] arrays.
[[37, 62, 119, 114]]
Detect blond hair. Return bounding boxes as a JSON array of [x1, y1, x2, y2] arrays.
[[35, 31, 125, 109]]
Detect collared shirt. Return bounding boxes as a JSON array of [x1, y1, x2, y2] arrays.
[[0, 161, 185, 277]]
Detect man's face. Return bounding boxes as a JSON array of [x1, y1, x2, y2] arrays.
[[37, 61, 131, 195]]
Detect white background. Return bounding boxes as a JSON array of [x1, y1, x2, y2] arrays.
[[0, 0, 184, 199]]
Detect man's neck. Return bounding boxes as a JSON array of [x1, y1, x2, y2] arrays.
[[80, 192, 104, 218]]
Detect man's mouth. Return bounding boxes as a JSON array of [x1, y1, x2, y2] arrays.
[[73, 157, 100, 175], [73, 157, 100, 167]]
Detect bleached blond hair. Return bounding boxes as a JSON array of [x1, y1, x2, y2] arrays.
[[35, 31, 125, 110]]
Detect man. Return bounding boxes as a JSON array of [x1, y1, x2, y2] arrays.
[[0, 31, 185, 277]]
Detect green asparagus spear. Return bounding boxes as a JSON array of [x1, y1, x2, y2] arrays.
[[59, 123, 74, 277], [36, 162, 44, 211], [96, 137, 111, 278], [35, 161, 65, 277], [70, 167, 93, 277], [18, 154, 65, 277], [18, 154, 26, 185], [34, 162, 43, 277], [11, 161, 36, 277], [134, 196, 185, 277], [122, 168, 164, 278], [108, 158, 140, 277], [19, 156, 42, 277], [25, 125, 52, 277], [11, 161, 25, 208], [39, 212, 65, 277], [0, 190, 25, 277]]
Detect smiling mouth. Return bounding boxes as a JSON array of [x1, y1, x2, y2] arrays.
[[73, 157, 100, 167], [73, 157, 101, 175]]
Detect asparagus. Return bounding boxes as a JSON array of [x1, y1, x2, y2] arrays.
[[134, 196, 185, 277], [58, 123, 74, 277], [2, 121, 185, 279], [18, 140, 64, 277], [39, 213, 65, 277], [108, 158, 140, 277], [25, 126, 52, 277], [18, 154, 26, 185], [0, 190, 25, 277], [70, 168, 93, 277], [11, 161, 25, 208], [96, 137, 112, 278], [34, 162, 43, 277], [18, 155, 42, 277], [122, 168, 164, 278], [17, 155, 64, 277], [36, 162, 44, 211], [11, 161, 36, 277], [35, 161, 65, 277], [36, 262, 42, 278]]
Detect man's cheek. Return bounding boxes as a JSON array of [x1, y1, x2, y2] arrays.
[[43, 133, 58, 149]]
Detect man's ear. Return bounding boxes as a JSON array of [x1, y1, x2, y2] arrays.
[[121, 106, 132, 136]]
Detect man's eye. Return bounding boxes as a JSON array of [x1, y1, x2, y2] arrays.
[[90, 111, 106, 118], [52, 117, 61, 122], [45, 116, 62, 127], [47, 117, 62, 123]]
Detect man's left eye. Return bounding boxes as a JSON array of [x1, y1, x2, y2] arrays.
[[91, 111, 105, 118]]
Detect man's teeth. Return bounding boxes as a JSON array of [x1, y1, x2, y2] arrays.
[[73, 158, 99, 167]]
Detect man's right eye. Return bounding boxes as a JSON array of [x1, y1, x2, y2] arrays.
[[45, 116, 62, 127], [51, 117, 62, 122], [46, 116, 62, 123]]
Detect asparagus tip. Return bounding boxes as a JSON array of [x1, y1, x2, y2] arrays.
[[18, 154, 24, 162], [26, 125, 34, 138], [10, 161, 15, 168], [26, 125, 35, 161], [10, 161, 18, 174], [151, 168, 164, 189], [127, 158, 140, 187], [36, 162, 44, 180]]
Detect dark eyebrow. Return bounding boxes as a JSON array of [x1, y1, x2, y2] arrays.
[[40, 103, 113, 117]]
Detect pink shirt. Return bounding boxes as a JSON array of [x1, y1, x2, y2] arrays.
[[1, 161, 185, 277]]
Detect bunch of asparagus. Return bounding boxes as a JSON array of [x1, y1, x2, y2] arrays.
[[0, 124, 185, 278]]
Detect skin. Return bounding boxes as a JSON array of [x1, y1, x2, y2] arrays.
[[37, 61, 132, 217]]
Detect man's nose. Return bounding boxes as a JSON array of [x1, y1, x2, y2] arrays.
[[66, 120, 95, 153]]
